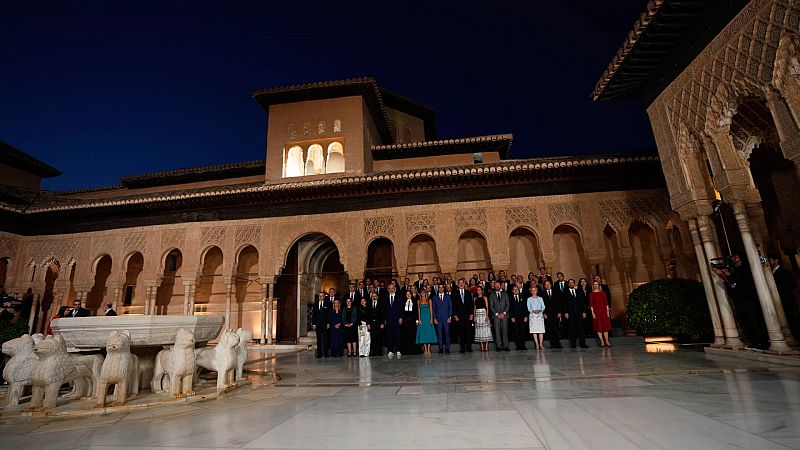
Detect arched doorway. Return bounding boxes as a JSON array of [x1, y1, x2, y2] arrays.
[[365, 237, 397, 284], [36, 260, 60, 333], [275, 233, 346, 342], [234, 246, 260, 336], [553, 224, 590, 279], [456, 231, 492, 278], [122, 252, 144, 313], [407, 234, 441, 275], [86, 255, 112, 314], [509, 228, 542, 276], [155, 249, 183, 315], [629, 220, 666, 285], [195, 246, 224, 310]]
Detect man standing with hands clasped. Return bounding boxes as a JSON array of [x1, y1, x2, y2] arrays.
[[453, 278, 474, 353], [509, 285, 528, 350], [432, 284, 453, 354], [563, 279, 588, 348], [489, 280, 510, 351]]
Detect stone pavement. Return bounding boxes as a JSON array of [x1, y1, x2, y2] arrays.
[[2, 338, 800, 449]]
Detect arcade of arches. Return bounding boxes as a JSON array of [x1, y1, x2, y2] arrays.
[[0, 190, 695, 344]]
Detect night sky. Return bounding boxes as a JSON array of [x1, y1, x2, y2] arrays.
[[1, 1, 654, 191]]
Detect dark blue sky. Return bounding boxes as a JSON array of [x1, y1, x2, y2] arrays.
[[1, 1, 653, 191]]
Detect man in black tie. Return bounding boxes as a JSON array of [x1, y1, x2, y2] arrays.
[[103, 303, 117, 316], [385, 283, 404, 356], [311, 291, 331, 357], [509, 285, 528, 350], [347, 283, 359, 306], [326, 287, 339, 306], [452, 278, 474, 352], [368, 292, 384, 356], [414, 273, 425, 293], [563, 279, 588, 348], [68, 300, 90, 318], [541, 280, 562, 348]]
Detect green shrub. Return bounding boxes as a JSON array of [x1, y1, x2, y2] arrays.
[[627, 278, 712, 339], [0, 319, 30, 347]]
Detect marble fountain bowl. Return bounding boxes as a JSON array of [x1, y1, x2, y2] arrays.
[[50, 315, 224, 348]]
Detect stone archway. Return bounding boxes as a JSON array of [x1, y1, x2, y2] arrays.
[[86, 254, 112, 315], [274, 233, 346, 342], [36, 260, 60, 334], [629, 220, 666, 285], [364, 237, 397, 284], [155, 249, 183, 315], [407, 233, 441, 275], [509, 227, 542, 277], [553, 224, 590, 279], [456, 230, 492, 279], [195, 246, 225, 309], [122, 252, 144, 312], [233, 245, 260, 336]]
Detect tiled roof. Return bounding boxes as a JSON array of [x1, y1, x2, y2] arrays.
[[371, 134, 512, 160], [0, 140, 61, 178], [119, 160, 265, 189], [0, 152, 659, 215]]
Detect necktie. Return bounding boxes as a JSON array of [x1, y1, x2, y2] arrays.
[[440, 294, 444, 302], [571, 289, 575, 296], [461, 290, 465, 303], [319, 301, 323, 310], [390, 294, 394, 305], [515, 295, 519, 302], [373, 300, 377, 309], [351, 293, 354, 301], [548, 290, 551, 297]]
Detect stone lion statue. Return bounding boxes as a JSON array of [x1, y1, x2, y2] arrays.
[[2, 334, 38, 407], [152, 328, 196, 398], [69, 353, 105, 398], [96, 330, 139, 407], [234, 328, 253, 380], [195, 329, 239, 391], [29, 335, 92, 410]]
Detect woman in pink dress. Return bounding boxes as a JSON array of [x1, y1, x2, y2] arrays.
[[589, 281, 612, 347]]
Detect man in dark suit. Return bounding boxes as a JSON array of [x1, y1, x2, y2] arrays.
[[453, 278, 474, 352], [769, 253, 800, 340], [414, 273, 425, 293], [368, 291, 384, 356], [541, 280, 562, 348], [489, 281, 510, 351], [432, 284, 453, 354], [509, 285, 528, 350], [326, 287, 339, 306], [357, 280, 368, 302], [103, 303, 117, 316], [384, 283, 404, 356], [537, 267, 553, 292], [563, 279, 588, 348], [68, 300, 90, 318], [311, 291, 331, 357], [477, 272, 489, 292], [346, 283, 360, 306]]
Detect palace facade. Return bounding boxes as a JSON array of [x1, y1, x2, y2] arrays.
[[0, 78, 694, 343], [594, 0, 800, 352]]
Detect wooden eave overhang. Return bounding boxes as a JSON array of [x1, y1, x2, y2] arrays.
[[371, 134, 512, 160]]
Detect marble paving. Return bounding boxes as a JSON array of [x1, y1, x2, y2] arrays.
[[1, 338, 800, 449]]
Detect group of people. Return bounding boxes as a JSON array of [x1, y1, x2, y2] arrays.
[[311, 268, 614, 358], [46, 301, 116, 334], [713, 252, 800, 349]]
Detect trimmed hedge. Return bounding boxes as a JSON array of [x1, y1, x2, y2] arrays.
[[627, 278, 712, 339]]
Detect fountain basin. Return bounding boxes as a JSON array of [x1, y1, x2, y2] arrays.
[[50, 315, 224, 348]]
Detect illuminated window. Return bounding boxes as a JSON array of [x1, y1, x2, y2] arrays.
[[318, 121, 326, 135], [284, 145, 304, 177], [305, 144, 325, 175], [333, 119, 342, 133], [326, 142, 345, 173], [288, 123, 296, 139]]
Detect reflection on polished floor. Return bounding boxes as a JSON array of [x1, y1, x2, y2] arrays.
[[2, 338, 800, 449]]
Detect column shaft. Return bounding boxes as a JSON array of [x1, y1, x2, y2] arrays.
[[688, 219, 726, 346]]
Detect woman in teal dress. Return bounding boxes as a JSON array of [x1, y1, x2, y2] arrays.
[[415, 290, 438, 354]]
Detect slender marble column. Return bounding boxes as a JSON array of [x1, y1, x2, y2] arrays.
[[183, 282, 191, 316], [260, 283, 268, 345], [268, 283, 275, 345], [697, 215, 744, 349], [732, 201, 791, 353], [224, 280, 232, 331], [688, 219, 725, 347], [112, 286, 121, 311]]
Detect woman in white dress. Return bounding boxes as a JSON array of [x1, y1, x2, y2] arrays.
[[527, 285, 546, 350], [473, 286, 493, 351]]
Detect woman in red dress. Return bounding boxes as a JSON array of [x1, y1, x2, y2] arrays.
[[589, 281, 612, 347]]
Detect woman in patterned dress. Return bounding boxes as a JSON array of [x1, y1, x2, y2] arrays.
[[473, 286, 493, 351], [527, 285, 546, 350]]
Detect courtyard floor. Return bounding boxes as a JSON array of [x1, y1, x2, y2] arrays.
[[2, 338, 800, 449]]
